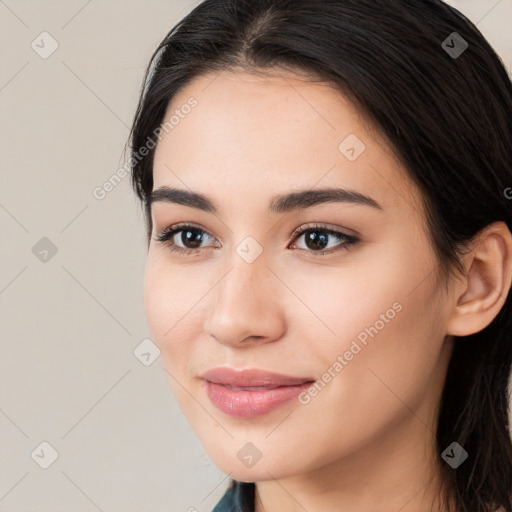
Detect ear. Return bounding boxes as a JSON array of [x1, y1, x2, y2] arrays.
[[446, 221, 512, 337]]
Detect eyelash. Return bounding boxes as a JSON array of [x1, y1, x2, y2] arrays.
[[154, 222, 360, 257]]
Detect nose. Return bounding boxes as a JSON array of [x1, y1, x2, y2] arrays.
[[203, 251, 287, 348]]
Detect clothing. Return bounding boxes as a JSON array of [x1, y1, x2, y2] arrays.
[[212, 481, 255, 512]]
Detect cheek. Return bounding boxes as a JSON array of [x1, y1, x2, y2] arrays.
[[283, 252, 416, 348], [143, 256, 198, 365], [274, 285, 444, 477], [314, 289, 442, 428], [144, 260, 205, 417], [295, 239, 443, 410], [144, 263, 171, 341]]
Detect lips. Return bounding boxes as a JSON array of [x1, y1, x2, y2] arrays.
[[200, 367, 314, 388], [200, 367, 315, 418]]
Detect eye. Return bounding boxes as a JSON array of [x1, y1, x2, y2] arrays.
[[154, 222, 359, 257], [289, 223, 359, 256], [154, 223, 218, 256]]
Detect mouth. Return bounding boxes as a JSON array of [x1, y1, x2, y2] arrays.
[[200, 367, 315, 418]]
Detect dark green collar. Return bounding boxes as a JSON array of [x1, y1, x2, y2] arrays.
[[212, 481, 255, 512]]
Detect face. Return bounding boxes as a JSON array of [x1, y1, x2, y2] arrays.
[[144, 69, 454, 483]]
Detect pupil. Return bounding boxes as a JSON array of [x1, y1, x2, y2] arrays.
[[306, 231, 328, 250], [182, 229, 203, 248]]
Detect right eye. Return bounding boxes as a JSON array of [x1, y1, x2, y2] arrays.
[[155, 223, 219, 256]]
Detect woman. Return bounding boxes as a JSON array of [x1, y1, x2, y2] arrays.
[[127, 0, 512, 510]]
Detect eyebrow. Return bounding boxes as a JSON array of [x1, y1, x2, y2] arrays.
[[148, 186, 383, 213]]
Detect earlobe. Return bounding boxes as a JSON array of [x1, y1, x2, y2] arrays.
[[446, 221, 512, 337]]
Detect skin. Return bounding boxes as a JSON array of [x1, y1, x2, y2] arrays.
[[144, 69, 512, 511]]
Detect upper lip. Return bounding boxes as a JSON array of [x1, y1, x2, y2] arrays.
[[201, 367, 315, 388]]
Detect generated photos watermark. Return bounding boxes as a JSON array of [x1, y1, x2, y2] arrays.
[[298, 301, 403, 405], [92, 97, 198, 201]]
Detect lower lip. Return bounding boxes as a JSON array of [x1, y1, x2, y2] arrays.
[[204, 380, 313, 418]]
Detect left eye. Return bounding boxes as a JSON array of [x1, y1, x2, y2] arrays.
[[291, 226, 359, 254], [155, 223, 359, 256]]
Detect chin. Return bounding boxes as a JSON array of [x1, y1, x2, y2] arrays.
[[203, 441, 301, 482]]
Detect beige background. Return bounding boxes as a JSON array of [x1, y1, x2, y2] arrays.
[[1, 1, 511, 510]]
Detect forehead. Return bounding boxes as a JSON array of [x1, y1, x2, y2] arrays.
[[152, 69, 424, 219]]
